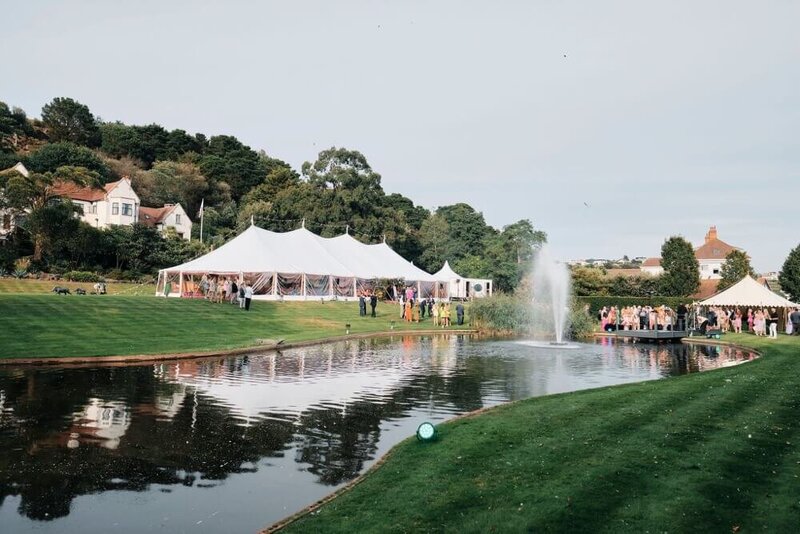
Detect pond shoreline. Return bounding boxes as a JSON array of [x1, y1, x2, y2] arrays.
[[0, 328, 477, 367], [265, 335, 764, 533]]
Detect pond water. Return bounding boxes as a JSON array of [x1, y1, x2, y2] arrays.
[[0, 336, 755, 533]]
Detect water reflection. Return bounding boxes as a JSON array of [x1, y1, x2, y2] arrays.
[[0, 336, 754, 533]]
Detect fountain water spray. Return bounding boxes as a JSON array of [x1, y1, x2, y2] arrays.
[[531, 245, 572, 345]]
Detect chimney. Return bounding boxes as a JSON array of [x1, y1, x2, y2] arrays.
[[705, 226, 717, 243]]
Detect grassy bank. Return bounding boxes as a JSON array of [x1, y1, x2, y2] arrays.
[[0, 296, 467, 359], [0, 277, 155, 296], [282, 334, 800, 533]]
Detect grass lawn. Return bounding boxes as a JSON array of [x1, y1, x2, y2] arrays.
[[0, 295, 466, 359], [282, 333, 800, 533], [0, 277, 156, 296]]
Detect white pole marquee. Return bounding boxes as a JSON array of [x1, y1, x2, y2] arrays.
[[157, 224, 448, 300], [699, 276, 798, 308]]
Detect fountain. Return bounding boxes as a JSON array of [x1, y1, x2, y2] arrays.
[[519, 245, 581, 349]]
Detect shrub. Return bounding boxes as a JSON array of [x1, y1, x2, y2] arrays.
[[64, 270, 101, 282], [470, 293, 532, 335]]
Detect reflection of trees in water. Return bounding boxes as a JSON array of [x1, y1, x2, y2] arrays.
[[0, 367, 295, 521], [0, 341, 496, 521]]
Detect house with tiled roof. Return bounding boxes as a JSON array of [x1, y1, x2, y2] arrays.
[[639, 226, 743, 280], [52, 177, 142, 229], [139, 203, 192, 240]]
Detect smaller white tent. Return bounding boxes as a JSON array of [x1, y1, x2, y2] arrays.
[[700, 276, 798, 308], [433, 261, 493, 300]]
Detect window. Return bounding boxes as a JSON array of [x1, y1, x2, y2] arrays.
[[175, 214, 181, 225], [91, 203, 97, 214], [112, 202, 119, 215], [122, 203, 133, 216]]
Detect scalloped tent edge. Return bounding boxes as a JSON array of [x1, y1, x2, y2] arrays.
[[156, 225, 454, 301], [699, 275, 798, 308]]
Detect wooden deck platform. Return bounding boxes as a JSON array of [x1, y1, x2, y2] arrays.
[[603, 329, 688, 341]]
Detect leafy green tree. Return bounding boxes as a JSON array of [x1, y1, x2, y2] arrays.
[[0, 101, 35, 152], [199, 136, 279, 200], [25, 142, 113, 182], [658, 236, 700, 297], [436, 203, 493, 261], [501, 219, 547, 264], [778, 244, 800, 301], [418, 213, 450, 272], [24, 199, 82, 264], [242, 167, 301, 205], [570, 266, 610, 296], [41, 97, 101, 147], [717, 250, 756, 291], [143, 161, 210, 217], [0, 165, 99, 261]]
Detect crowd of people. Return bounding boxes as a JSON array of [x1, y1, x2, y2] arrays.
[[197, 275, 255, 311], [390, 286, 465, 327], [598, 304, 687, 332], [598, 303, 800, 338]]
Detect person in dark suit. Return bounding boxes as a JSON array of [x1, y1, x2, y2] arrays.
[[369, 293, 378, 317], [359, 294, 367, 316], [456, 302, 465, 325], [676, 303, 688, 331]]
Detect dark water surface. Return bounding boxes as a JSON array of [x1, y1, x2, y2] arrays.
[[0, 336, 755, 533]]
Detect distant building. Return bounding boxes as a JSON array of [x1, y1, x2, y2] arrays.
[[138, 203, 192, 240], [1, 163, 192, 241], [52, 177, 142, 229], [640, 226, 743, 280]]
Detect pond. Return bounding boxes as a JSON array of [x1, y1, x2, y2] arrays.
[[0, 336, 756, 533]]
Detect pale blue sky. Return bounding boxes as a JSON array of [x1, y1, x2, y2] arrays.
[[2, 1, 798, 271]]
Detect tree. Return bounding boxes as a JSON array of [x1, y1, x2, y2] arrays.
[[143, 161, 210, 217], [500, 220, 547, 264], [658, 236, 700, 297], [25, 142, 113, 182], [0, 165, 99, 261], [41, 97, 101, 147], [779, 244, 800, 302], [570, 266, 610, 296], [418, 213, 450, 272], [436, 203, 492, 261], [0, 101, 36, 152], [24, 200, 82, 264], [718, 250, 756, 291]]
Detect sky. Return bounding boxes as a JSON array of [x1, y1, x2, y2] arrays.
[[2, 1, 798, 272]]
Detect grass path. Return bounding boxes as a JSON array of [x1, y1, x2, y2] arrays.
[[0, 295, 463, 359], [280, 334, 800, 533], [0, 277, 155, 296]]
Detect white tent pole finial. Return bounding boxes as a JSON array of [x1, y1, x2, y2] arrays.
[[302, 218, 305, 229], [345, 224, 349, 235], [250, 215, 255, 226], [383, 234, 386, 243]]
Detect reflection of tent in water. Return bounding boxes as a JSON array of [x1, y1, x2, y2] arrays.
[[157, 224, 442, 300], [172, 361, 409, 421]]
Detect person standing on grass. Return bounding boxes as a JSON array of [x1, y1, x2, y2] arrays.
[[244, 283, 254, 311], [369, 292, 378, 317], [767, 308, 779, 339], [432, 300, 439, 326], [238, 284, 246, 309], [230, 280, 238, 304], [456, 302, 465, 325], [419, 298, 426, 320], [359, 293, 367, 316], [789, 307, 800, 335]]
